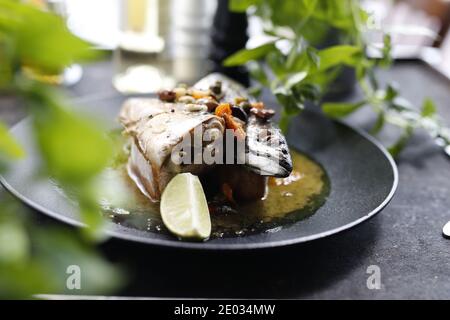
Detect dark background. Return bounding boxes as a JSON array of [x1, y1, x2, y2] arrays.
[[1, 60, 449, 299]]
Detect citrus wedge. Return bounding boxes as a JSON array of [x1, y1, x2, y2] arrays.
[[160, 173, 211, 240]]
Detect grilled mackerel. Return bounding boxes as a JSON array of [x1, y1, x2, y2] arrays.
[[119, 73, 292, 202]]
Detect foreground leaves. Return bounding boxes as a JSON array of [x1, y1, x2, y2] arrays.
[[0, 0, 123, 298], [0, 0, 99, 74], [0, 121, 24, 161], [322, 101, 365, 118], [0, 196, 124, 298]]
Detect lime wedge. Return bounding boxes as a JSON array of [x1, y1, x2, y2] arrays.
[[160, 173, 211, 240]]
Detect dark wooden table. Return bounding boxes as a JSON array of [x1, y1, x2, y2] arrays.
[[1, 60, 449, 299]]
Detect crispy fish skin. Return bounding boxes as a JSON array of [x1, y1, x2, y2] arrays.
[[246, 115, 293, 178], [195, 74, 293, 178], [119, 98, 225, 201]]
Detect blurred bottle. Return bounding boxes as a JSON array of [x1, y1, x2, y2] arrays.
[[170, 0, 217, 84], [113, 0, 175, 94], [209, 0, 249, 86]]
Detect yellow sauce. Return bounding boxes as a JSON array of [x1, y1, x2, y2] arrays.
[[100, 150, 329, 238], [209, 151, 329, 237]]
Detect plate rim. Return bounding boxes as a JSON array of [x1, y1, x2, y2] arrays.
[[0, 116, 399, 250]]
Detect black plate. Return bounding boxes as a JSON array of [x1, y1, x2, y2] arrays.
[[0, 96, 398, 250]]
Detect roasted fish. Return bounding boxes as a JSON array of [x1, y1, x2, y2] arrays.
[[194, 73, 292, 178], [119, 98, 225, 201], [119, 73, 292, 203], [245, 114, 292, 177]]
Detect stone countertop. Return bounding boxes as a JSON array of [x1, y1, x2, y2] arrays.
[[1, 60, 449, 299]]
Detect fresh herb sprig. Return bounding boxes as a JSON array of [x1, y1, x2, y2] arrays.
[[225, 0, 450, 157]]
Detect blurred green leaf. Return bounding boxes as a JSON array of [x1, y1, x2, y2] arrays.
[[248, 85, 263, 98], [17, 80, 112, 237], [0, 261, 57, 298], [318, 45, 361, 71], [0, 194, 124, 298], [295, 83, 321, 102], [265, 49, 287, 77], [248, 61, 269, 86], [274, 86, 304, 133], [224, 42, 276, 67], [275, 89, 304, 114], [291, 47, 320, 72], [229, 0, 261, 12], [421, 98, 436, 118], [370, 111, 385, 135], [388, 126, 413, 157], [0, 0, 123, 299], [0, 221, 29, 264], [0, 39, 15, 89], [284, 72, 308, 90], [322, 101, 365, 118], [21, 83, 112, 185], [35, 228, 125, 295], [379, 34, 392, 67], [0, 121, 24, 159], [0, 0, 100, 73], [384, 83, 398, 101]]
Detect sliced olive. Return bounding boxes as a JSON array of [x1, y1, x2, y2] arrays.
[[231, 105, 248, 122]]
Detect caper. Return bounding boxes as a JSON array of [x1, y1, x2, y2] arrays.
[[178, 95, 196, 104], [158, 90, 176, 102], [185, 104, 208, 112]]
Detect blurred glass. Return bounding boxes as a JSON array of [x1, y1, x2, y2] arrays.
[[112, 0, 217, 93], [113, 0, 175, 94]]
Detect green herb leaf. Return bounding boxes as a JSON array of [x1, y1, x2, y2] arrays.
[[34, 227, 125, 295], [0, 121, 24, 159], [248, 86, 263, 98], [248, 61, 269, 86], [295, 83, 321, 102], [318, 45, 361, 71], [223, 42, 276, 67], [229, 0, 261, 12], [279, 111, 296, 134], [0, 220, 29, 264], [379, 34, 392, 67], [421, 98, 437, 118], [322, 101, 365, 118], [0, 1, 100, 73], [388, 126, 413, 157], [284, 71, 308, 90], [370, 111, 385, 135], [384, 83, 398, 101], [266, 49, 287, 77], [20, 83, 112, 185]]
